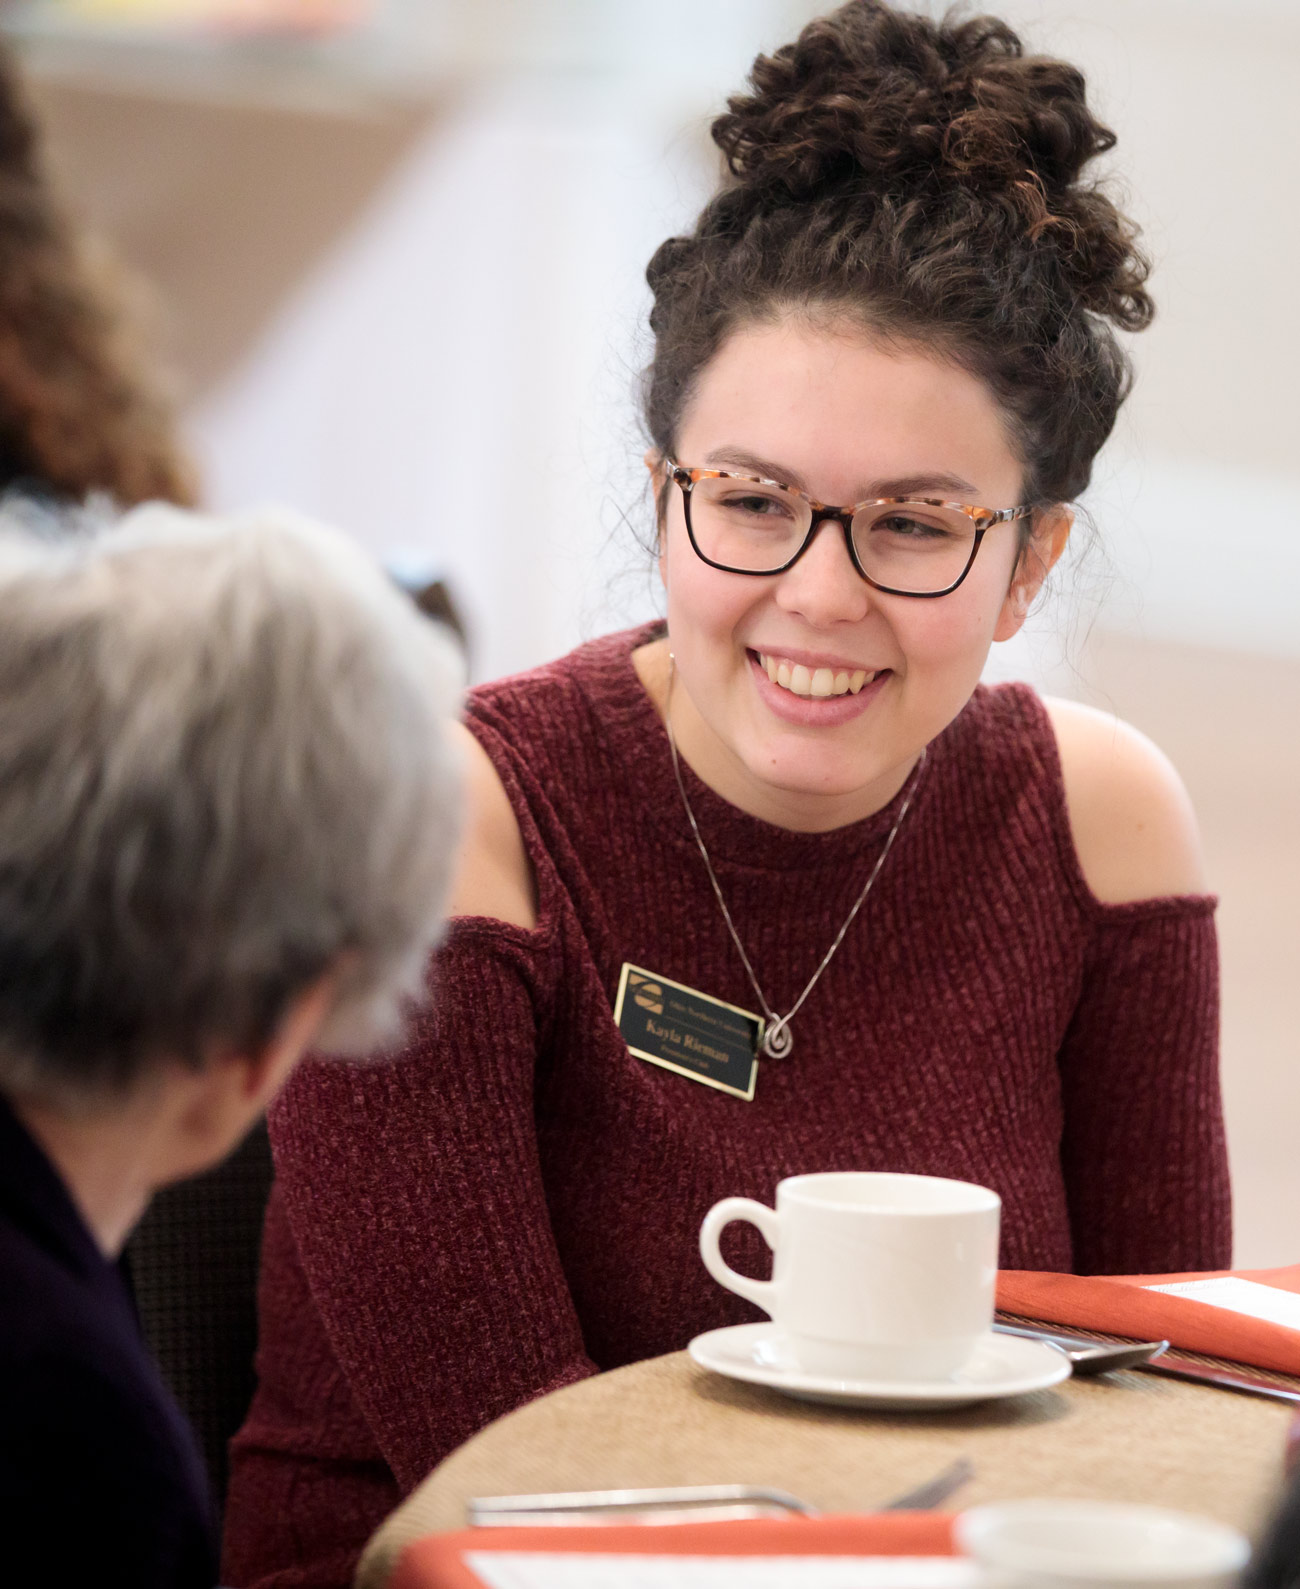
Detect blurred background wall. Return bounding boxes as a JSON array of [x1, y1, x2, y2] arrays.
[[7, 0, 1298, 1265]]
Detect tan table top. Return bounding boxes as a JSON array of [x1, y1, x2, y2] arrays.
[[356, 1349, 1294, 1589]]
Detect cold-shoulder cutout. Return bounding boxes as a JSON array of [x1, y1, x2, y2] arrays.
[[443, 719, 537, 929], [1043, 697, 1207, 906]]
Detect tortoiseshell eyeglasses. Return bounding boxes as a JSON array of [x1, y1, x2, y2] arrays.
[[664, 460, 1035, 598]]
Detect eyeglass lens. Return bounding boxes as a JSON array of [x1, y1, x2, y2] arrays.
[[686, 475, 980, 595]]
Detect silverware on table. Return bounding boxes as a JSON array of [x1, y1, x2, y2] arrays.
[[468, 1484, 816, 1527], [1141, 1357, 1300, 1405], [992, 1322, 1170, 1376], [995, 1319, 1300, 1405], [468, 1456, 974, 1527]]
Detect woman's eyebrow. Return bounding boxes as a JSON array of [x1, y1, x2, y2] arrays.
[[871, 471, 979, 500], [702, 448, 978, 502], [703, 447, 809, 490]]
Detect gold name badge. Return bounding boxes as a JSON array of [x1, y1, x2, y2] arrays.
[[614, 963, 763, 1102]]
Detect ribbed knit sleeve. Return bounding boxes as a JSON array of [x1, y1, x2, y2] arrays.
[[1057, 898, 1231, 1275], [266, 917, 597, 1491]]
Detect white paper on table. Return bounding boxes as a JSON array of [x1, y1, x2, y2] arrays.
[[1143, 1277, 1300, 1330], [464, 1552, 977, 1589]]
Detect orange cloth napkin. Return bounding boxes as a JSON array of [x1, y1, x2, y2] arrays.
[[997, 1264, 1300, 1376], [390, 1514, 956, 1589]]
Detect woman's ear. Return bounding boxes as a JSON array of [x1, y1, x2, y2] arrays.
[[645, 449, 669, 579], [993, 507, 1072, 642], [241, 971, 339, 1109]]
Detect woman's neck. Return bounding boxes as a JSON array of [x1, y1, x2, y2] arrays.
[[12, 1090, 167, 1258]]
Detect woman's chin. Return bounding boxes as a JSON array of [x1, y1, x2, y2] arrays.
[[738, 749, 889, 811]]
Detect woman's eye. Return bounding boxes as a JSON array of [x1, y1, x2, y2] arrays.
[[875, 514, 953, 541], [720, 491, 792, 519]]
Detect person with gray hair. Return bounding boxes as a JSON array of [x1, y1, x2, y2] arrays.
[[0, 502, 462, 1588]]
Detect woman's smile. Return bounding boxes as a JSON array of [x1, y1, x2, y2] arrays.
[[746, 647, 891, 727], [751, 648, 880, 696]]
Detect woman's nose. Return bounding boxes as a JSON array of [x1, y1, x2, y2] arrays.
[[773, 517, 872, 627]]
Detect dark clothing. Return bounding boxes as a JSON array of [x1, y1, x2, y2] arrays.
[[0, 1095, 217, 1587], [1248, 1460, 1300, 1589], [228, 622, 1231, 1589]]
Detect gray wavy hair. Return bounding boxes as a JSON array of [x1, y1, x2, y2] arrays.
[[0, 501, 464, 1110]]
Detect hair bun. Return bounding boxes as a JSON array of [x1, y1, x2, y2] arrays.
[[714, 4, 1106, 200], [711, 1, 1149, 330]]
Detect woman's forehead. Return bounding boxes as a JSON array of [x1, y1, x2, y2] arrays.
[[677, 316, 1024, 503]]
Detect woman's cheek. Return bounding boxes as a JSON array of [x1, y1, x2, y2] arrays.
[[892, 604, 984, 675], [667, 551, 764, 651], [899, 568, 1013, 670]]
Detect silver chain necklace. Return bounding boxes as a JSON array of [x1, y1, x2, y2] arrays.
[[664, 656, 927, 1060]]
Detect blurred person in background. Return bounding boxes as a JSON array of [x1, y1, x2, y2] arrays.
[[0, 41, 194, 507], [226, 4, 1230, 1584], [1247, 1450, 1300, 1589], [0, 504, 462, 1587]]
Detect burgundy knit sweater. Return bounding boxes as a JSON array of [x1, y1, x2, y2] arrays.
[[223, 623, 1231, 1589]]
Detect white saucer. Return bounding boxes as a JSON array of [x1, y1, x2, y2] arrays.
[[688, 1323, 1071, 1410]]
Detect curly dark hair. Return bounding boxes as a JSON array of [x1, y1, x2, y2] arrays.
[[0, 44, 195, 507], [643, 0, 1153, 507]]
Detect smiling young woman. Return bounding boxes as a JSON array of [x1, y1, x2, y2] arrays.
[[225, 6, 1230, 1584]]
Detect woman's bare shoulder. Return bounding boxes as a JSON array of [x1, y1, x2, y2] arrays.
[[1041, 696, 1207, 905], [443, 720, 537, 929]]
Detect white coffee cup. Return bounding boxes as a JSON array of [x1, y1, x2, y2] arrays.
[[699, 1170, 1000, 1381], [955, 1499, 1250, 1588]]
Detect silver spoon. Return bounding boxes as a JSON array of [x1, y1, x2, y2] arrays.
[[993, 1322, 1169, 1376], [469, 1456, 975, 1527]]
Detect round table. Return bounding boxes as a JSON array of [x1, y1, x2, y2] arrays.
[[356, 1349, 1293, 1588]]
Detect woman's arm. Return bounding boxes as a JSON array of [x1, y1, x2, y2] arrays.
[[1044, 698, 1231, 1273], [269, 918, 598, 1490], [268, 726, 594, 1486], [1054, 900, 1230, 1273], [444, 720, 537, 928]]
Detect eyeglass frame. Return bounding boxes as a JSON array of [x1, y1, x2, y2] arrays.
[[663, 459, 1038, 599]]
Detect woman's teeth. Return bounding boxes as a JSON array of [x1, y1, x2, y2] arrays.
[[756, 652, 876, 698]]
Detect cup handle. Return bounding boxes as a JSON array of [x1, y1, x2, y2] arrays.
[[699, 1197, 780, 1316]]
